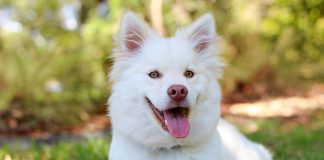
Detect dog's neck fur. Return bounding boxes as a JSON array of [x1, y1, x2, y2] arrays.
[[110, 130, 226, 160]]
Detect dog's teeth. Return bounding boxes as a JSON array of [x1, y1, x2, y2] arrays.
[[182, 109, 186, 115]]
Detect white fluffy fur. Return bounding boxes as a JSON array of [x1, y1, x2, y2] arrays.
[[108, 12, 272, 160]]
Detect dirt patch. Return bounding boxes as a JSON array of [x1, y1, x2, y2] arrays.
[[226, 93, 324, 118]]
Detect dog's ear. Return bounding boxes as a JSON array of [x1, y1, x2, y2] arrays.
[[118, 12, 152, 54], [182, 14, 217, 54]]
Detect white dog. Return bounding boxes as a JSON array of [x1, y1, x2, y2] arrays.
[[108, 12, 272, 160]]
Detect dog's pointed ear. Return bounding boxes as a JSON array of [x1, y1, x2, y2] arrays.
[[183, 13, 217, 54], [118, 12, 151, 54]]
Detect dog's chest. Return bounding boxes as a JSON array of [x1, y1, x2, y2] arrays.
[[149, 148, 222, 160], [109, 134, 224, 160], [114, 148, 221, 160]]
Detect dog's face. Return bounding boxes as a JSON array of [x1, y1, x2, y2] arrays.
[[109, 12, 223, 150]]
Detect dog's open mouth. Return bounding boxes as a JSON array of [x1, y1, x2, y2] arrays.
[[145, 97, 190, 138]]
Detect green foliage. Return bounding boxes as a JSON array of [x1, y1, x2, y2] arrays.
[[213, 0, 324, 93], [260, 0, 324, 81], [0, 0, 110, 125]]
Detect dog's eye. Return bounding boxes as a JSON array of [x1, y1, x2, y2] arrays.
[[148, 71, 161, 79], [184, 70, 194, 78]]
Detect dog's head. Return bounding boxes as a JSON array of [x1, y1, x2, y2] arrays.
[[109, 12, 223, 150]]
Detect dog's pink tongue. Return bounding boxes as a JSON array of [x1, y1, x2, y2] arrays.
[[163, 109, 190, 138]]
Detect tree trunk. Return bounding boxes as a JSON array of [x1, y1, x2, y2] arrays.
[[150, 0, 166, 36]]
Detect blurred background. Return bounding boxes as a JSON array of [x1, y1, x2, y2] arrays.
[[0, 0, 323, 159]]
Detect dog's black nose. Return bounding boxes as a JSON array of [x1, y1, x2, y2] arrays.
[[167, 85, 188, 102]]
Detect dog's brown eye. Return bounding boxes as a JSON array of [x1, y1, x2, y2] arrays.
[[148, 71, 160, 79], [184, 70, 194, 78]]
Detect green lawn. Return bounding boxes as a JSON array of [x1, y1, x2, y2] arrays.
[[244, 112, 324, 160], [0, 137, 110, 160], [1, 112, 324, 160]]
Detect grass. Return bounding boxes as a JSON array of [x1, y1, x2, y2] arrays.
[[0, 137, 110, 160], [244, 112, 324, 160], [1, 112, 324, 160]]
